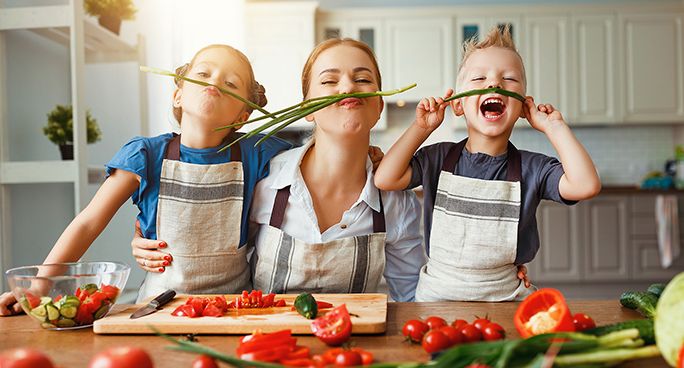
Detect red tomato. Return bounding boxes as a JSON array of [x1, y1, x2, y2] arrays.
[[88, 346, 153, 368], [171, 304, 197, 318], [460, 324, 483, 343], [351, 348, 374, 365], [321, 348, 345, 364], [482, 323, 505, 341], [192, 355, 218, 368], [572, 313, 596, 331], [421, 329, 451, 354], [0, 348, 55, 368], [425, 316, 448, 330], [23, 292, 41, 309], [311, 304, 352, 346], [438, 326, 463, 345], [451, 319, 469, 329], [335, 351, 362, 366], [472, 317, 490, 331], [402, 319, 430, 343], [201, 304, 222, 317], [100, 285, 120, 300], [284, 346, 310, 360]]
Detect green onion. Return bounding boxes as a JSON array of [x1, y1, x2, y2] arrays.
[[139, 66, 272, 116], [443, 87, 526, 103]]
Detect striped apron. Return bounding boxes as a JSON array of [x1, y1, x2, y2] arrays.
[[415, 138, 533, 302], [253, 186, 386, 294], [137, 134, 251, 302]]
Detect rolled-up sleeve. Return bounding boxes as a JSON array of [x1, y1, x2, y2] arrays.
[[383, 190, 426, 302]]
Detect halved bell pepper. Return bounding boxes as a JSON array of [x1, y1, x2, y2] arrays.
[[514, 288, 575, 338]]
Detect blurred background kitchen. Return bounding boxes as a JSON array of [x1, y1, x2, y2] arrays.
[[1, 0, 683, 302]]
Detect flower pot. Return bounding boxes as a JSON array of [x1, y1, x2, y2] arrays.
[[59, 144, 74, 160], [97, 14, 122, 35]]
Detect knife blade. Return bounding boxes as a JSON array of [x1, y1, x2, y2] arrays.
[[130, 289, 176, 319]]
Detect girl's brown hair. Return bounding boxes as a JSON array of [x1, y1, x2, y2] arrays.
[[172, 44, 267, 123], [301, 38, 382, 99]]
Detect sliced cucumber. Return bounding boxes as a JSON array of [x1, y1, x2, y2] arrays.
[[94, 304, 111, 319], [46, 304, 60, 321], [59, 303, 78, 319], [41, 322, 56, 329], [39, 296, 52, 305], [56, 318, 76, 328], [63, 295, 80, 307], [30, 305, 47, 321]]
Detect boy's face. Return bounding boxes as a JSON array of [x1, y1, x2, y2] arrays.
[[174, 47, 252, 128], [451, 47, 526, 138]]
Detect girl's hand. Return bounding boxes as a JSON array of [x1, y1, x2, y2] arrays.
[[368, 145, 385, 172], [131, 220, 172, 273], [517, 265, 532, 288], [0, 292, 22, 316], [523, 97, 566, 133], [415, 89, 453, 131]]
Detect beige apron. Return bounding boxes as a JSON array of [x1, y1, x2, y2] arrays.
[[253, 186, 386, 294], [137, 134, 251, 302], [415, 138, 533, 302]]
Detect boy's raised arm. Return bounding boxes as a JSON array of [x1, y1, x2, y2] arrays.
[[523, 97, 601, 201], [375, 90, 452, 191]]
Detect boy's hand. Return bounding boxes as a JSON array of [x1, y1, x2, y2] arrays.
[[131, 220, 171, 273], [415, 89, 453, 131], [517, 265, 532, 288], [0, 291, 22, 316], [368, 145, 385, 172], [523, 97, 566, 133]]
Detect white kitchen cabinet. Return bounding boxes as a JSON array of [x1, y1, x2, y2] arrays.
[[384, 17, 453, 103], [454, 16, 523, 65], [570, 14, 619, 124], [619, 13, 684, 123], [524, 16, 571, 121], [582, 196, 631, 281], [530, 201, 582, 282], [244, 1, 318, 131]]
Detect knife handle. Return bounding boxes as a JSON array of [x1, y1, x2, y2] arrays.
[[152, 289, 176, 307]]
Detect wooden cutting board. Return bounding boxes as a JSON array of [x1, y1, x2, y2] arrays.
[[93, 293, 387, 335]]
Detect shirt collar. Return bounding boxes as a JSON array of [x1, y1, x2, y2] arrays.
[[268, 140, 382, 212]]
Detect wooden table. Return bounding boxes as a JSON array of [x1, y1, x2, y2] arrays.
[[0, 301, 668, 367]]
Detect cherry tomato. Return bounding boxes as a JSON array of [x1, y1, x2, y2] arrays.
[[482, 323, 505, 341], [351, 348, 374, 365], [311, 304, 352, 346], [460, 324, 483, 343], [572, 313, 596, 331], [472, 317, 491, 331], [402, 319, 430, 343], [438, 325, 463, 345], [0, 348, 55, 368], [421, 329, 451, 354], [88, 346, 153, 368], [192, 355, 218, 368], [335, 351, 362, 366], [425, 316, 447, 330], [451, 319, 469, 329]]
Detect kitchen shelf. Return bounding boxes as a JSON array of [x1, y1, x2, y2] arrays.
[[0, 161, 105, 185]]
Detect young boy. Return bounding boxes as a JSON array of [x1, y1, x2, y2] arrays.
[[374, 26, 601, 302]]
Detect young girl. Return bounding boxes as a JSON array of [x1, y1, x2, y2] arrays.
[[0, 44, 290, 313]]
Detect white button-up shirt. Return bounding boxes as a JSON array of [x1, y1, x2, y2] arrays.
[[250, 141, 426, 301]]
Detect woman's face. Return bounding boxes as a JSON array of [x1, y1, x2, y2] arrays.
[[305, 44, 383, 137], [174, 47, 252, 129]]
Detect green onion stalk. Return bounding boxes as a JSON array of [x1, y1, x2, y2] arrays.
[[442, 87, 526, 104], [139, 66, 272, 116]]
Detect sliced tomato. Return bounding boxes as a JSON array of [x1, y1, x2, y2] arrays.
[[202, 304, 223, 317], [262, 293, 276, 308], [75, 306, 94, 325], [24, 291, 41, 309], [100, 284, 120, 300], [171, 304, 198, 318], [311, 304, 352, 346], [274, 299, 286, 307], [514, 288, 575, 338]]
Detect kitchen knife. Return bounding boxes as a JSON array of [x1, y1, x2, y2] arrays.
[[129, 289, 176, 319]]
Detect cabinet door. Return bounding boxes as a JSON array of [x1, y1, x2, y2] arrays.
[[571, 15, 619, 124], [385, 17, 453, 102], [620, 13, 684, 122], [524, 16, 571, 120], [530, 201, 582, 282], [583, 196, 630, 280], [632, 238, 684, 280]]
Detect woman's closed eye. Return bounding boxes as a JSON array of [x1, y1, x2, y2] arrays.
[[225, 81, 238, 89]]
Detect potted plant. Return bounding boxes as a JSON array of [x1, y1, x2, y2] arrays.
[[43, 104, 102, 160], [84, 0, 137, 35]]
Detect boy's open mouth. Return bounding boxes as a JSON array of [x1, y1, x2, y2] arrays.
[[480, 97, 506, 120]]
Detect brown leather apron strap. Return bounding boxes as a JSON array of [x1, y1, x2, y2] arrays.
[[164, 133, 241, 162], [505, 142, 522, 182], [372, 190, 386, 233], [442, 138, 468, 173]]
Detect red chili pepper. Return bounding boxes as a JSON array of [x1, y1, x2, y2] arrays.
[[514, 288, 575, 338]]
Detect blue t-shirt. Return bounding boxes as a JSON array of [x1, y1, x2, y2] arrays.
[[105, 132, 291, 246]]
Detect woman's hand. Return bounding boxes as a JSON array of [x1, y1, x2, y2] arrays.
[[415, 89, 453, 131], [131, 220, 172, 273], [0, 292, 21, 316], [368, 145, 385, 172], [517, 265, 532, 288]]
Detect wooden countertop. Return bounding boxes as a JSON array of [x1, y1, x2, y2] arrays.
[[0, 301, 668, 367]]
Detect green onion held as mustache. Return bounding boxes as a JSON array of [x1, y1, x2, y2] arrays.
[[442, 87, 526, 103]]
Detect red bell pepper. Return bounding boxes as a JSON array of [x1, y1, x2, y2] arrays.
[[514, 288, 575, 338]]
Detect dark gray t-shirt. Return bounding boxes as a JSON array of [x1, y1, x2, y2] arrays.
[[408, 141, 575, 264]]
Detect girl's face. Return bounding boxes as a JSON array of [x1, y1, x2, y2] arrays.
[[305, 44, 383, 137], [174, 47, 252, 129], [451, 47, 526, 137]]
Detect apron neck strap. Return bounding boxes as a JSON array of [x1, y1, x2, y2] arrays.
[[269, 186, 386, 232], [164, 133, 242, 162], [441, 138, 522, 182]]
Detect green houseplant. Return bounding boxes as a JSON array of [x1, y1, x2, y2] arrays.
[[84, 0, 137, 35], [43, 104, 102, 160]]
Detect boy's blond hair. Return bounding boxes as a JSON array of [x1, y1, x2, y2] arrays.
[[456, 25, 527, 90]]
